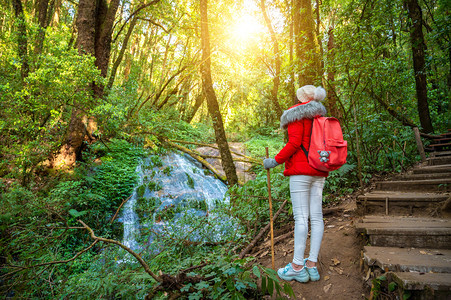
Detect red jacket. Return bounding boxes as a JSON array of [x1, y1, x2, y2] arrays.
[[274, 101, 329, 177]]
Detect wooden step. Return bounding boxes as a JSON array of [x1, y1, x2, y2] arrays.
[[391, 272, 451, 299], [375, 178, 451, 192], [427, 143, 451, 152], [412, 164, 451, 174], [363, 246, 451, 273], [356, 216, 451, 249], [430, 138, 451, 144], [357, 192, 449, 214], [430, 151, 451, 157], [427, 155, 451, 166], [394, 172, 451, 180]]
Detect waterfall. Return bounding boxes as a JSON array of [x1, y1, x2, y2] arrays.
[[121, 151, 229, 250], [121, 164, 143, 251]]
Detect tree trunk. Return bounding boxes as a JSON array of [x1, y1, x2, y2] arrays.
[[13, 0, 29, 80], [34, 0, 55, 55], [289, 0, 296, 105], [404, 0, 434, 133], [293, 0, 320, 86], [93, 0, 120, 97], [260, 0, 283, 120], [200, 0, 238, 186], [326, 26, 341, 119], [54, 0, 119, 168], [184, 91, 205, 123]]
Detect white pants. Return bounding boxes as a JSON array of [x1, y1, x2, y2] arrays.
[[289, 175, 326, 265]]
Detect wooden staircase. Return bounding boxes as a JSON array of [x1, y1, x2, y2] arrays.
[[356, 130, 451, 299]]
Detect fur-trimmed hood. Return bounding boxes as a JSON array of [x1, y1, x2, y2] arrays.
[[280, 101, 327, 129]]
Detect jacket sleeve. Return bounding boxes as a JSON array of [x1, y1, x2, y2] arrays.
[[274, 121, 304, 164]]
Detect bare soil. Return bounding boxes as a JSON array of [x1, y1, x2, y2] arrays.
[[254, 199, 369, 300]]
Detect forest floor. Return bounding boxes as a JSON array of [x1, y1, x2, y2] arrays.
[[254, 197, 368, 299]]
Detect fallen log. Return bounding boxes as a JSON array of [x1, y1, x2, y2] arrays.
[[169, 139, 262, 164], [164, 139, 228, 183], [197, 154, 258, 164]]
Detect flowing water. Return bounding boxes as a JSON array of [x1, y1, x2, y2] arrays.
[[120, 151, 229, 250]]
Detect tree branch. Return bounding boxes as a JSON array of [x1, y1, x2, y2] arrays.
[[2, 240, 98, 278], [366, 87, 418, 129], [78, 220, 162, 283], [113, 0, 161, 43]]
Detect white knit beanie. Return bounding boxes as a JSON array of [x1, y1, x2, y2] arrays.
[[296, 85, 326, 102]]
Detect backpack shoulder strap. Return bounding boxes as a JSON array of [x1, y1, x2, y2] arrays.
[[300, 118, 315, 158]]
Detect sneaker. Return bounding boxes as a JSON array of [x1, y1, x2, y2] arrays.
[[304, 259, 320, 281], [277, 263, 309, 283]]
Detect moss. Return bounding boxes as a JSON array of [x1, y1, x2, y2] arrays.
[[147, 181, 161, 192], [135, 196, 159, 219], [136, 184, 146, 198], [177, 198, 208, 212], [162, 166, 172, 176], [186, 173, 195, 189]]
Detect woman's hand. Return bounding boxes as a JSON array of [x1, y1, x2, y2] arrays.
[[263, 158, 280, 169]]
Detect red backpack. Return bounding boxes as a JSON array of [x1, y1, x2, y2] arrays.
[[301, 116, 348, 172]]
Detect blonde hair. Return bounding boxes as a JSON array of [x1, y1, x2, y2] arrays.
[[296, 85, 326, 102]]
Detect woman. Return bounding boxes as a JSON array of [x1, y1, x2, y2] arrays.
[[264, 85, 328, 283]]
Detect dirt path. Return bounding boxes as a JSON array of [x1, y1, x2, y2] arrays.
[[255, 200, 368, 299]]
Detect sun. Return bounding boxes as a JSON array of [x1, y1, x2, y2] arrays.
[[230, 14, 265, 45]]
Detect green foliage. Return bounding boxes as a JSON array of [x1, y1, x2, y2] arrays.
[[228, 169, 291, 239], [0, 139, 146, 297], [245, 134, 285, 158], [0, 23, 102, 184]]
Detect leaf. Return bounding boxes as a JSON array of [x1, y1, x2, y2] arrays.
[[234, 280, 246, 291], [331, 257, 341, 266], [252, 265, 261, 278], [68, 209, 86, 217], [267, 277, 274, 295], [388, 281, 397, 292], [195, 281, 210, 290], [181, 283, 192, 292], [226, 278, 234, 292], [323, 283, 332, 293], [261, 276, 267, 293], [283, 283, 295, 298], [274, 281, 281, 295]]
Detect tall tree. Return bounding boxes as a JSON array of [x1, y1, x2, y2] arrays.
[[326, 25, 341, 119], [260, 0, 283, 119], [13, 0, 29, 80], [34, 0, 54, 55], [76, 0, 120, 97], [200, 0, 238, 186], [53, 0, 120, 168], [404, 0, 434, 133], [293, 0, 320, 86]]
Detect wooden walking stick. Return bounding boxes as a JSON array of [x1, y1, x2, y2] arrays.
[[265, 147, 275, 269]]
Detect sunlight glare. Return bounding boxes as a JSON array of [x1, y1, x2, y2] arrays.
[[230, 14, 265, 45]]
